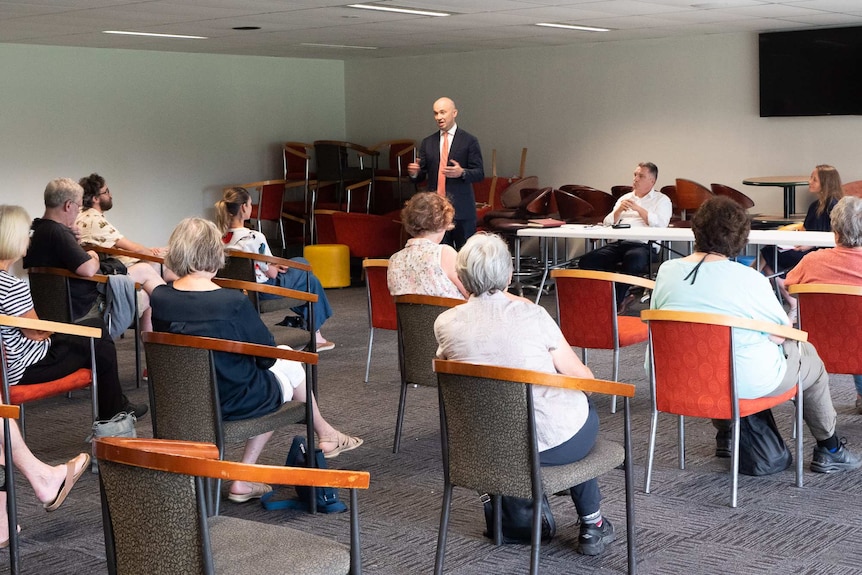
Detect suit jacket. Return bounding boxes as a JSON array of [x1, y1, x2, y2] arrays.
[[410, 127, 484, 221]]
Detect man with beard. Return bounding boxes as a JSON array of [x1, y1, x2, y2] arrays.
[[76, 173, 167, 332]]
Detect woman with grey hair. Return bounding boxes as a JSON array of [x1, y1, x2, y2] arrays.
[[151, 217, 361, 503], [433, 233, 616, 557], [786, 195, 862, 412]]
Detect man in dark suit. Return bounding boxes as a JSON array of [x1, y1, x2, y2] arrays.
[[408, 97, 484, 249]]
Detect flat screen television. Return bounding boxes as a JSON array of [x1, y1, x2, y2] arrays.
[[759, 26, 862, 117]]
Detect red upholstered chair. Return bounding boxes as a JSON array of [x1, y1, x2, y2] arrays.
[[0, 403, 20, 571], [370, 139, 416, 211], [229, 180, 305, 253], [551, 270, 654, 413], [330, 211, 404, 259], [362, 259, 397, 383], [641, 309, 805, 507], [788, 284, 862, 375], [0, 314, 99, 438], [281, 142, 318, 245]]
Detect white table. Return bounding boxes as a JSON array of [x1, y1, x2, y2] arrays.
[[516, 224, 835, 301]]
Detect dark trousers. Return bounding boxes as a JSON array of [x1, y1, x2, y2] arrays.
[[19, 317, 124, 419], [579, 240, 650, 304], [444, 217, 476, 251], [540, 401, 601, 517]]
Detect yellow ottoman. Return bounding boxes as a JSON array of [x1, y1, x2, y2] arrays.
[[303, 244, 351, 288]]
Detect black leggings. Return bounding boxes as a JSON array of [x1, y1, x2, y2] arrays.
[[19, 317, 124, 419]]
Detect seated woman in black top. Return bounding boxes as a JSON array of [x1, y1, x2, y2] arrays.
[[151, 217, 361, 503], [760, 164, 843, 323]]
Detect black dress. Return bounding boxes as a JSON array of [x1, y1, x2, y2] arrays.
[[760, 198, 836, 274]]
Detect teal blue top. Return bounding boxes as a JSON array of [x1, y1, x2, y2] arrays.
[[651, 258, 789, 399]]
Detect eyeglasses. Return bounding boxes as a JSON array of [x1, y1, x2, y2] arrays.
[[97, 188, 111, 196], [67, 199, 81, 209]]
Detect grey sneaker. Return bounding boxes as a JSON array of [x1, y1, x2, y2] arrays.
[[578, 517, 615, 556], [811, 438, 862, 473]]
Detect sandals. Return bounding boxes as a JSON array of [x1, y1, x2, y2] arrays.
[[0, 526, 21, 549], [227, 482, 272, 503], [44, 453, 91, 512], [316, 340, 336, 352], [320, 433, 363, 459]]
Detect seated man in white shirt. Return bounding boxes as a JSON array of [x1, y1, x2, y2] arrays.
[[76, 173, 168, 332], [578, 162, 672, 311]]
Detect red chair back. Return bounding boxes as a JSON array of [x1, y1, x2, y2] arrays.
[[649, 320, 734, 419], [253, 182, 285, 222], [364, 261, 397, 331], [555, 275, 617, 350], [796, 291, 862, 374]]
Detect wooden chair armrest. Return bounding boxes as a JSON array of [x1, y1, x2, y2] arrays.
[[94, 437, 370, 489], [362, 258, 390, 269], [87, 245, 165, 265], [284, 142, 312, 160], [787, 283, 862, 296], [550, 269, 656, 291], [281, 212, 306, 225], [0, 313, 102, 339], [640, 309, 807, 342], [394, 294, 465, 308], [142, 331, 318, 365], [212, 277, 317, 303], [0, 405, 21, 419], [394, 143, 415, 158], [226, 179, 287, 191], [28, 266, 142, 290], [433, 359, 636, 398], [224, 249, 312, 272]]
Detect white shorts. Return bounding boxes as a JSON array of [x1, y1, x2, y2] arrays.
[[268, 345, 306, 402]]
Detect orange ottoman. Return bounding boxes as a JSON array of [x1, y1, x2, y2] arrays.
[[303, 244, 351, 288]]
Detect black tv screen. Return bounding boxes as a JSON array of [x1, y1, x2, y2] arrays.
[[759, 26, 862, 117]]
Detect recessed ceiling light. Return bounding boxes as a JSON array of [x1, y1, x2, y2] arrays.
[[103, 30, 207, 39], [348, 4, 450, 17], [300, 42, 378, 50], [535, 22, 611, 33]]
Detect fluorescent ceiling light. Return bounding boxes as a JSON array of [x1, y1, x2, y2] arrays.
[[535, 22, 611, 33], [103, 30, 207, 39], [348, 4, 450, 17], [300, 42, 378, 50]]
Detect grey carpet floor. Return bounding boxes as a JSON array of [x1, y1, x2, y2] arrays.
[[5, 284, 862, 574]]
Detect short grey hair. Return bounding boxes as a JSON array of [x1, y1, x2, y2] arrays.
[[456, 233, 512, 296], [44, 178, 82, 208], [165, 217, 225, 277], [831, 196, 862, 248]]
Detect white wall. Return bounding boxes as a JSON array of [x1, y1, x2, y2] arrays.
[[345, 32, 862, 216], [0, 44, 345, 245]]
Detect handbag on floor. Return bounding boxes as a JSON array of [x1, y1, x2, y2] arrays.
[[738, 408, 792, 476], [89, 411, 137, 441], [482, 493, 556, 544], [260, 435, 347, 514]]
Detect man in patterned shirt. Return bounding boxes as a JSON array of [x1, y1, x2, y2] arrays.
[[75, 173, 168, 331]]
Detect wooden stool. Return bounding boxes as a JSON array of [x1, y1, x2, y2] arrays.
[[303, 244, 351, 288]]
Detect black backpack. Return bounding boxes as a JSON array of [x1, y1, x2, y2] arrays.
[[738, 409, 792, 476]]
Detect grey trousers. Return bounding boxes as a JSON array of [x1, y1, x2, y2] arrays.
[[713, 341, 836, 441]]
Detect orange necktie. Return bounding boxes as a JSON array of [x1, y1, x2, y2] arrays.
[[437, 131, 449, 197]]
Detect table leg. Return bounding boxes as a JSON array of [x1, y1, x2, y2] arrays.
[[783, 185, 796, 218]]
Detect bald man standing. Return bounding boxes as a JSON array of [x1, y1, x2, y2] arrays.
[[408, 97, 484, 249]]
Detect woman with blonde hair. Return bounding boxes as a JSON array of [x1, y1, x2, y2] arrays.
[[0, 204, 111, 540], [215, 187, 335, 350], [151, 217, 361, 502], [760, 164, 844, 322], [388, 192, 467, 299]]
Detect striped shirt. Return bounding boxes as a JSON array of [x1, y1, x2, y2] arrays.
[[0, 270, 50, 385]]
